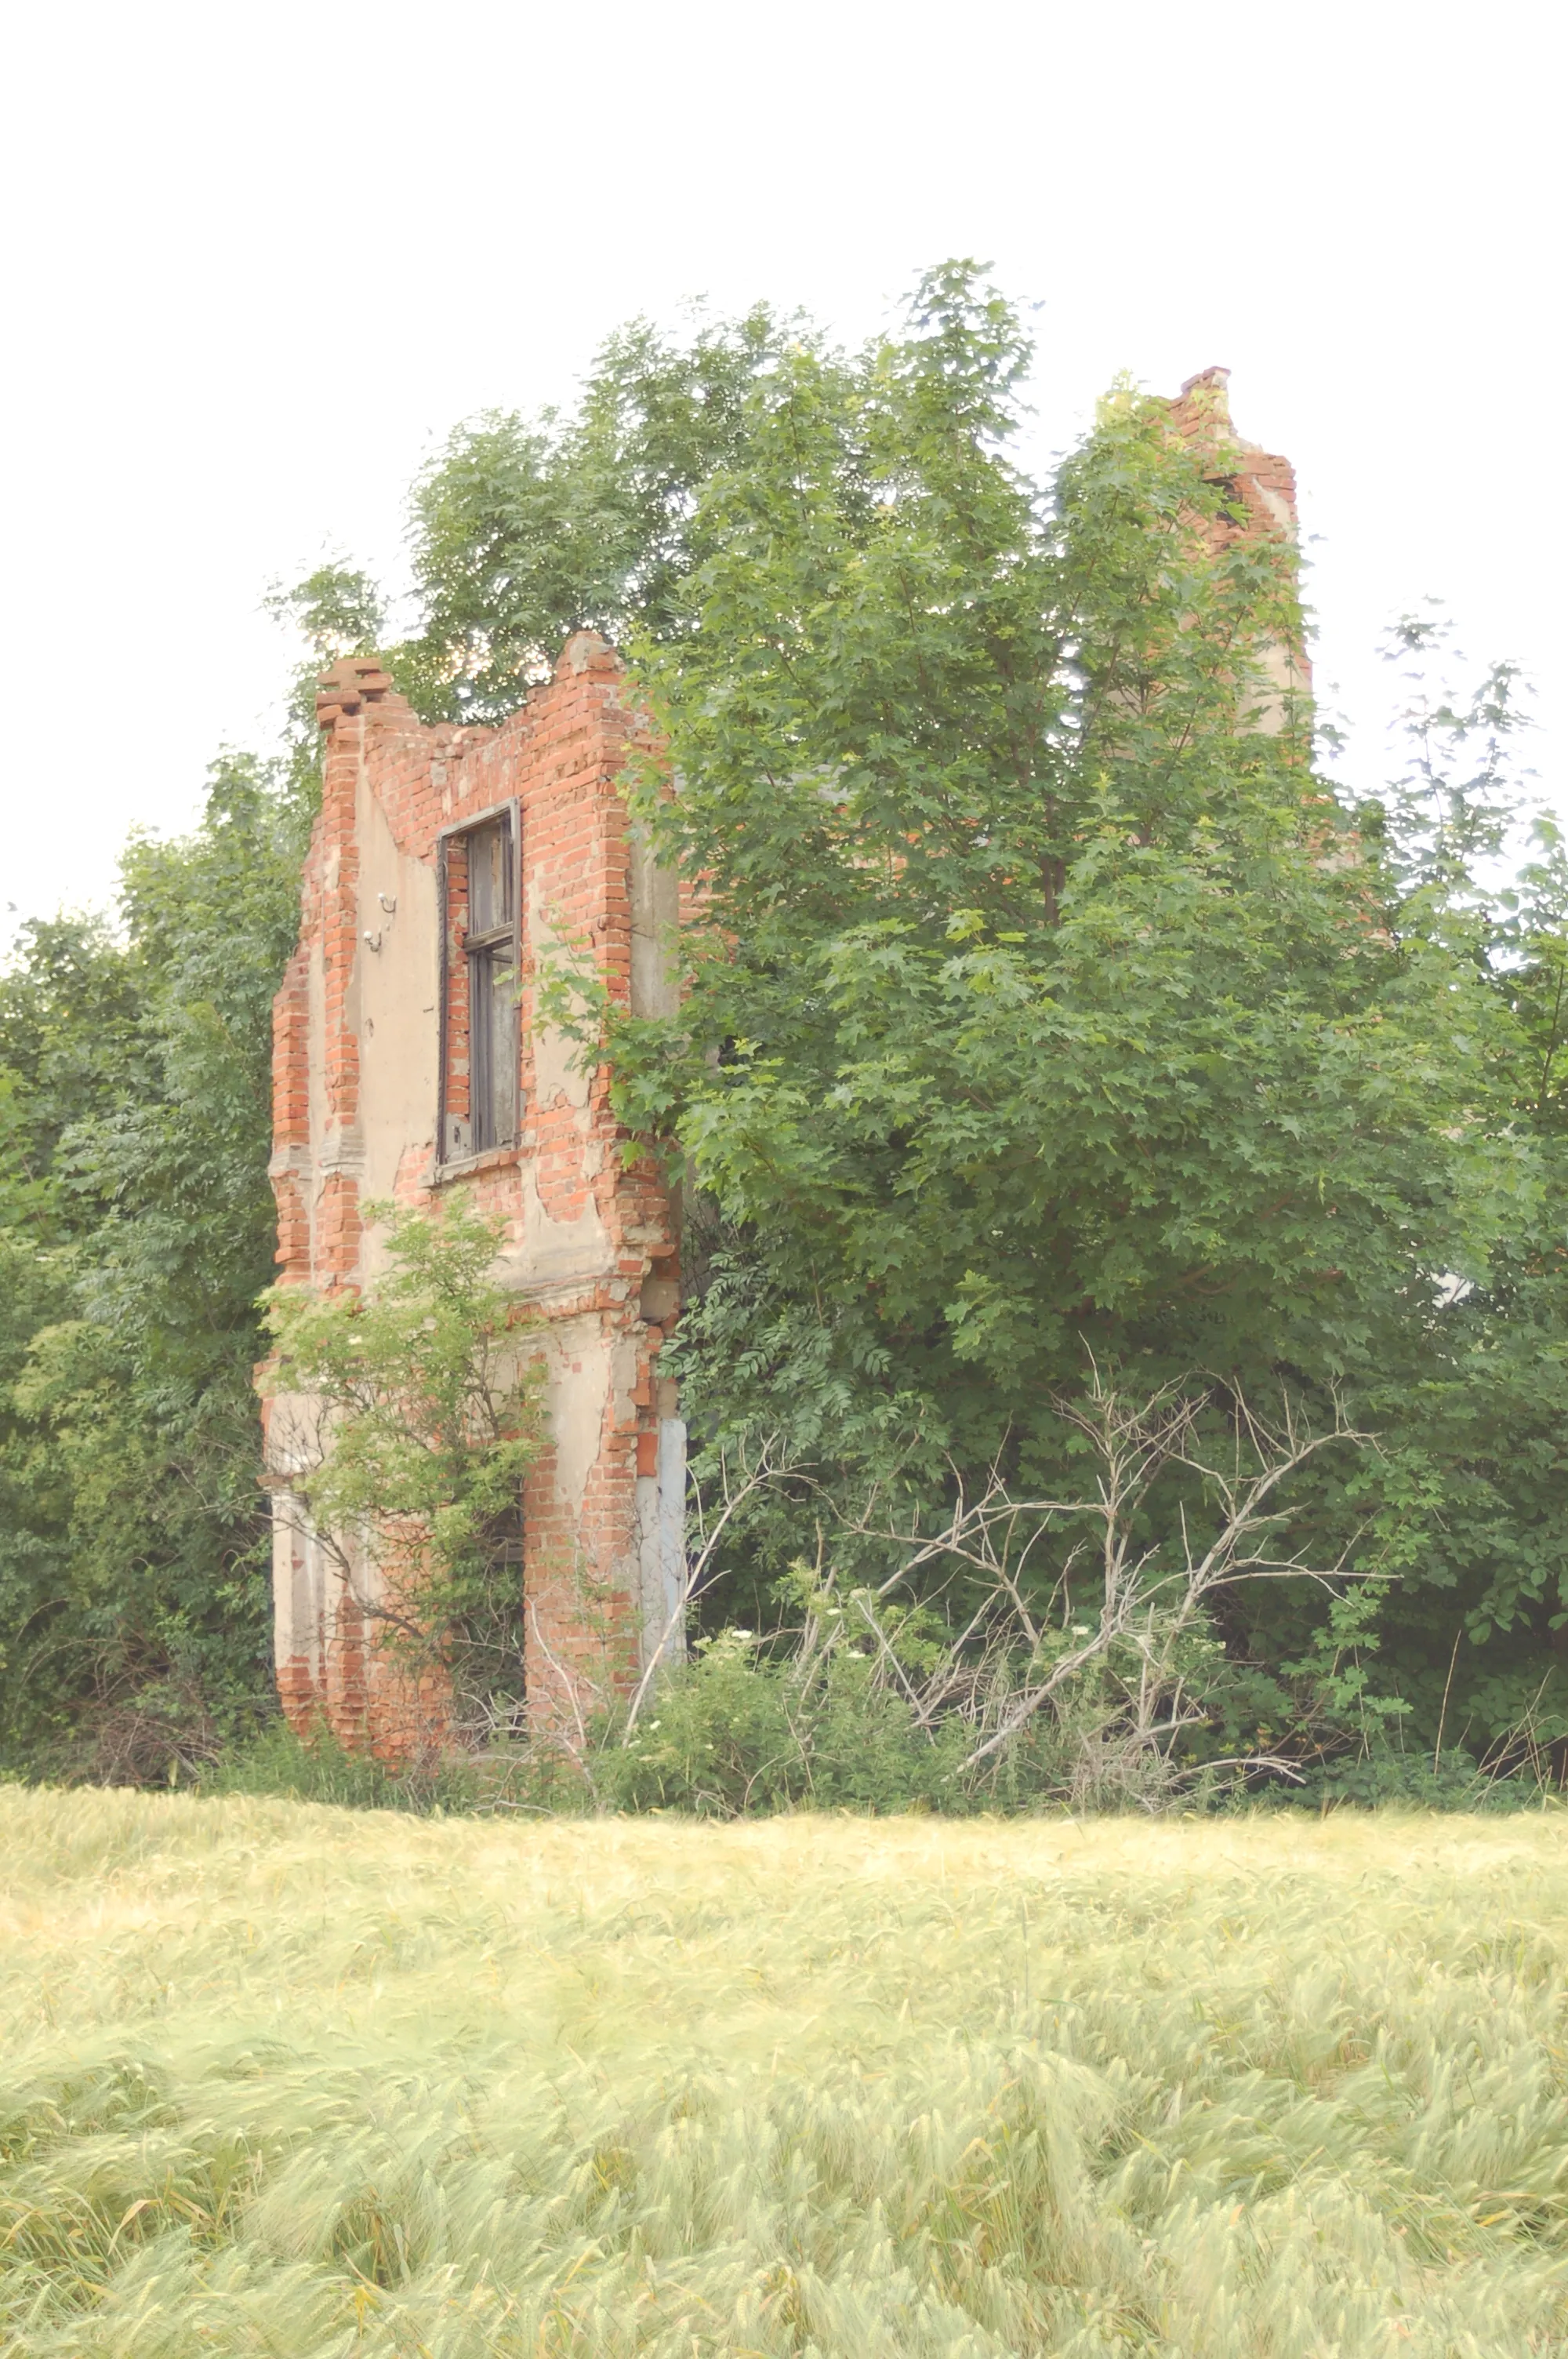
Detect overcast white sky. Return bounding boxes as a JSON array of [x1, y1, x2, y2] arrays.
[[1, 0, 1559, 947]]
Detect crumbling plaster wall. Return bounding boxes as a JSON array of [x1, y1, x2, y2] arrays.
[[263, 631, 684, 1754]]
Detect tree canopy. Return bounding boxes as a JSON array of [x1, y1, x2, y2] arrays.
[[586, 271, 1567, 1764]]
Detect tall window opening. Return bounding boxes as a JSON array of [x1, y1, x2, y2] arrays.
[[438, 802, 521, 1163]]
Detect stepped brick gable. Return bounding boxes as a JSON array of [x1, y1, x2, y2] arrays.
[[260, 631, 684, 1754]]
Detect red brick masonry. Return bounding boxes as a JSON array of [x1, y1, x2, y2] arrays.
[[260, 632, 683, 1754]]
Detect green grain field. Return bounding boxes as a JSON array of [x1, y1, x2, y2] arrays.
[[4, 1795, 1568, 2355]]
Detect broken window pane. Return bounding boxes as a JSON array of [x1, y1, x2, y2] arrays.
[[470, 940, 517, 1151], [441, 807, 520, 1161], [468, 820, 512, 936]]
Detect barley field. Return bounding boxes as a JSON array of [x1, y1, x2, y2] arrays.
[[3, 1800, 1568, 2357]]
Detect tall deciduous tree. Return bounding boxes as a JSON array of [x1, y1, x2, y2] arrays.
[[0, 757, 315, 1776], [587, 267, 1563, 1759], [388, 307, 786, 721]]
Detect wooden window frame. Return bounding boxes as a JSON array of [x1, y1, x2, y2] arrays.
[[435, 797, 523, 1170]]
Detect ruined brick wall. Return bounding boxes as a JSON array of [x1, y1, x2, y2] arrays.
[[1161, 366, 1311, 715], [1165, 366, 1302, 545], [262, 631, 684, 1755]]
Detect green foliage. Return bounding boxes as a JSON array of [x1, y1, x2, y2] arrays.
[[595, 1620, 1221, 1819], [606, 271, 1468, 1440], [263, 560, 387, 801], [389, 306, 786, 720], [197, 1714, 498, 1812], [0, 918, 150, 1201], [591, 1637, 1555, 1819], [0, 743, 313, 1779], [599, 1629, 971, 1816], [528, 266, 1568, 1770], [198, 1713, 401, 1806], [1293, 1743, 1524, 1812], [0, 560, 394, 1779], [261, 1199, 543, 1711]]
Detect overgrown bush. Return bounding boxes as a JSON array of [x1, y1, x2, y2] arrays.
[[196, 1656, 1559, 1819], [0, 576, 383, 1783], [260, 1198, 544, 1741], [596, 1631, 972, 1816]]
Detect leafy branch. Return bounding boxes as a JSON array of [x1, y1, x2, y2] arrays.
[[259, 1199, 543, 1721]]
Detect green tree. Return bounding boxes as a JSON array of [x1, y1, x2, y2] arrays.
[[567, 267, 1563, 1765], [0, 743, 317, 1776], [260, 1199, 543, 1737], [264, 560, 387, 786], [389, 307, 786, 721], [1305, 620, 1568, 1765]]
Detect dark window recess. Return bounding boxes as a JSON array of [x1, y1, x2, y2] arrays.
[[439, 803, 521, 1162], [466, 818, 517, 1150], [452, 1507, 526, 1743]]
